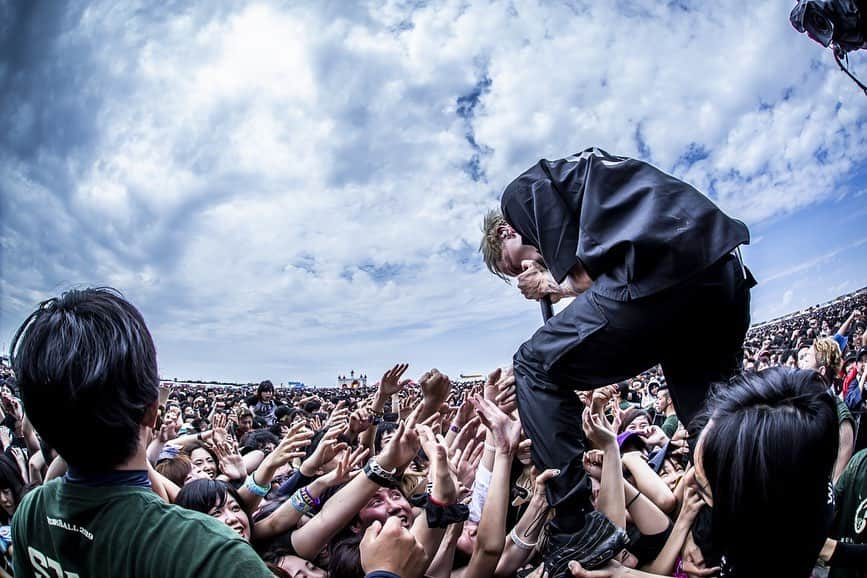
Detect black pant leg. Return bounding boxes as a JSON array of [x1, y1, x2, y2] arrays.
[[660, 256, 752, 429], [513, 291, 663, 534]]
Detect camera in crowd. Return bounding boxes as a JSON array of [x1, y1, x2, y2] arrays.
[[790, 0, 867, 92]]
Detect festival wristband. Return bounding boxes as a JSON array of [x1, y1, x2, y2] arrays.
[[245, 473, 270, 497]]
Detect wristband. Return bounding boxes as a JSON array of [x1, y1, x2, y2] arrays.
[[484, 443, 496, 452], [408, 493, 469, 528], [509, 528, 538, 550], [290, 489, 315, 514], [626, 490, 642, 508], [449, 424, 461, 433], [363, 459, 399, 487], [244, 473, 270, 497]]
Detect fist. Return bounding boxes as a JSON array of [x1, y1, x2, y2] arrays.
[[516, 260, 560, 302], [360, 517, 429, 578]]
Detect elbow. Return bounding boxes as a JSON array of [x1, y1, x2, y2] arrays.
[[477, 538, 506, 558], [659, 494, 678, 514]]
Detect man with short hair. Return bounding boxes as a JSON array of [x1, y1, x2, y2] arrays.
[[481, 148, 754, 576], [10, 288, 272, 577], [654, 387, 679, 439]]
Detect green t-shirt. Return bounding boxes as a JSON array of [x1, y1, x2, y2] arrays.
[[830, 449, 867, 578], [661, 414, 679, 439], [12, 479, 272, 578], [837, 397, 855, 428]]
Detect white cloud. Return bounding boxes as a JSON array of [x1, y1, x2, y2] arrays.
[[2, 0, 867, 384]]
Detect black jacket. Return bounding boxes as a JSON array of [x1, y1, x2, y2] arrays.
[[501, 147, 750, 301]]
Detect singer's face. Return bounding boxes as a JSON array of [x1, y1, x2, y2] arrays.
[[498, 227, 542, 277]]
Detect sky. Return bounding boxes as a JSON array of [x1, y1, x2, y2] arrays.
[[2, 0, 866, 387]]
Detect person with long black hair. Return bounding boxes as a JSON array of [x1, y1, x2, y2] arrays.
[[569, 367, 839, 578]]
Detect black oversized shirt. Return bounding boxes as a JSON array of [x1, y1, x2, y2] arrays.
[[500, 147, 750, 301]]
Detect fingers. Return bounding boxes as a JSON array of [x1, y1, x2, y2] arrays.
[[535, 468, 560, 485], [361, 520, 384, 547], [486, 368, 502, 388]]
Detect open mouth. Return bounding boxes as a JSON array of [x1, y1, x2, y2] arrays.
[[230, 524, 246, 537]]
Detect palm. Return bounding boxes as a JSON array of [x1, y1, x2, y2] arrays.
[[220, 453, 246, 480], [379, 363, 409, 396]]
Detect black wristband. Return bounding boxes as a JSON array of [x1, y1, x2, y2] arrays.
[[409, 493, 470, 528], [363, 461, 399, 487]]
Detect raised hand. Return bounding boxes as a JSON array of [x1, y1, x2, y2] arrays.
[[640, 425, 669, 448], [582, 408, 617, 450], [270, 422, 315, 468], [323, 400, 350, 430], [349, 407, 373, 435], [379, 363, 411, 396], [582, 449, 604, 480], [471, 395, 521, 455], [213, 439, 246, 481], [417, 424, 458, 503], [451, 435, 484, 498], [532, 467, 559, 505], [300, 425, 348, 476], [319, 446, 369, 488], [494, 366, 517, 413], [377, 404, 424, 471], [484, 368, 502, 402], [419, 369, 451, 406]]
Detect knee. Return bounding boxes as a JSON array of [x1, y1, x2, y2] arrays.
[[514, 342, 543, 379]]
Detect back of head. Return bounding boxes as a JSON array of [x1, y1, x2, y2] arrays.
[[696, 367, 838, 578], [10, 288, 159, 470]]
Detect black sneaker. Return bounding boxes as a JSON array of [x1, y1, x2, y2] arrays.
[[543, 511, 630, 578]]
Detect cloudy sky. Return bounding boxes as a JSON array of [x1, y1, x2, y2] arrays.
[[2, 0, 866, 387]]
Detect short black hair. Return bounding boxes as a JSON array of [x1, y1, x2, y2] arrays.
[[241, 429, 280, 452], [10, 288, 159, 469], [176, 478, 251, 527]]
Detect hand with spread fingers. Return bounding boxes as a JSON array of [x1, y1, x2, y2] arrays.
[[379, 363, 411, 397], [471, 395, 521, 455]]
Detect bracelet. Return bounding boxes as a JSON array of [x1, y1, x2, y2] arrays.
[[299, 486, 321, 507], [244, 473, 270, 497], [290, 489, 315, 514], [428, 494, 451, 507], [449, 423, 461, 433], [370, 408, 385, 418], [509, 528, 537, 550], [484, 443, 496, 452], [626, 490, 642, 508], [363, 458, 399, 487]]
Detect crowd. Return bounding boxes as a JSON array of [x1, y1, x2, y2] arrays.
[[0, 286, 865, 578]]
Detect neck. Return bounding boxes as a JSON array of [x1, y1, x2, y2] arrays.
[[113, 426, 152, 471], [665, 406, 676, 417]]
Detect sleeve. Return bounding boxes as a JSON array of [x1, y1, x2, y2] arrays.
[[11, 520, 32, 578], [829, 541, 867, 568], [468, 465, 493, 523], [364, 572, 403, 578], [501, 167, 580, 283], [275, 469, 315, 498]]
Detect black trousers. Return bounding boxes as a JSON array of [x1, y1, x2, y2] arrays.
[[514, 253, 753, 534]]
